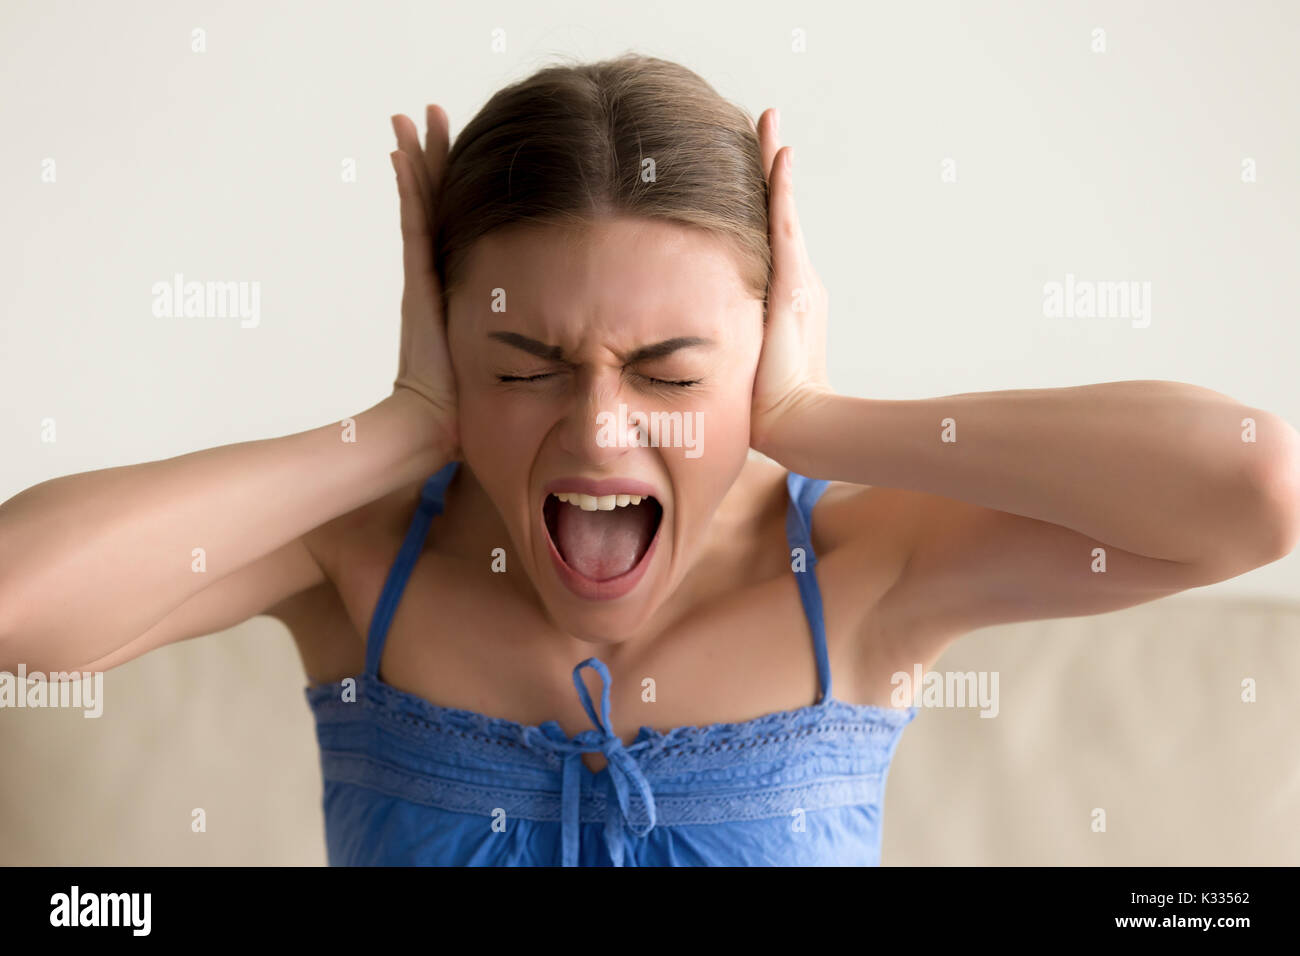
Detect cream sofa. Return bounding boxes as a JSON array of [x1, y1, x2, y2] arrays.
[[2, 591, 1296, 865]]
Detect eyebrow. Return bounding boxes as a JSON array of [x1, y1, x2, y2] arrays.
[[486, 331, 714, 364]]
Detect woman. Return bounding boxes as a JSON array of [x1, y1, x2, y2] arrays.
[[2, 54, 1297, 866]]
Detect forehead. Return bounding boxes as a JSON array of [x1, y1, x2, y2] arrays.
[[453, 217, 756, 344]]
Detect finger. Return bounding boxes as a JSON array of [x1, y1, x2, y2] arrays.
[[391, 149, 439, 304], [392, 113, 432, 222], [758, 108, 781, 185], [767, 146, 805, 313], [423, 104, 450, 201]]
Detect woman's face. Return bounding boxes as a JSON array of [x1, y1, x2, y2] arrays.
[[447, 216, 764, 644]]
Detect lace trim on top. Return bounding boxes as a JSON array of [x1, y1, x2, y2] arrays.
[[305, 674, 916, 827]]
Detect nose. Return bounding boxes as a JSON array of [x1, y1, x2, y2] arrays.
[[556, 368, 637, 465]]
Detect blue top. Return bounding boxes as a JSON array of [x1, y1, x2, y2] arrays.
[[304, 461, 917, 865]]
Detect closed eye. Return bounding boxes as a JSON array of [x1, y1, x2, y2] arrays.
[[639, 375, 701, 389], [496, 373, 557, 383], [496, 373, 700, 388]]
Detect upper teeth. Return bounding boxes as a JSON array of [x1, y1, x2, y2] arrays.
[[552, 492, 646, 511]]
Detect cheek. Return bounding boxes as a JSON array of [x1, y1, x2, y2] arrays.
[[707, 350, 761, 441], [710, 411, 753, 483], [456, 388, 560, 512], [669, 385, 752, 498]]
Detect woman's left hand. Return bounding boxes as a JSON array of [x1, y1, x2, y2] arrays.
[[750, 108, 835, 460]]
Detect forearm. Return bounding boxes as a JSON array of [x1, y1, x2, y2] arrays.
[[761, 380, 1300, 565], [0, 390, 450, 646]]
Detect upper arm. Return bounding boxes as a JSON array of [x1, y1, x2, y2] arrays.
[[817, 483, 1277, 671], [69, 535, 326, 672]]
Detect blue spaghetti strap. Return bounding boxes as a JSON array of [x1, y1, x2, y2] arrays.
[[363, 460, 461, 679], [785, 470, 834, 705]]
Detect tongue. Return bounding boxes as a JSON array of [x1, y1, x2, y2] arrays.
[[554, 502, 656, 580]]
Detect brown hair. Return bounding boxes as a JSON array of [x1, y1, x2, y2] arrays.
[[433, 53, 770, 317]]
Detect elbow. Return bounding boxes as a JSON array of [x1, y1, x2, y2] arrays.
[[0, 592, 20, 673], [1238, 413, 1300, 566], [0, 572, 15, 666], [0, 569, 36, 671], [0, 606, 16, 674]]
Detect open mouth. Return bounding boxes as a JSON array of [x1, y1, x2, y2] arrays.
[[542, 491, 664, 583]]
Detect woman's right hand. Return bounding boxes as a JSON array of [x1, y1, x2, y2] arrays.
[[390, 105, 460, 461]]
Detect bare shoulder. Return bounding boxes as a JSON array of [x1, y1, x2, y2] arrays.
[[741, 459, 922, 575], [806, 479, 922, 572], [303, 480, 428, 582], [264, 479, 427, 681], [803, 479, 965, 677]]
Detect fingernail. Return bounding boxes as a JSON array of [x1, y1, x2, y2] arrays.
[[773, 109, 781, 135], [786, 147, 794, 173]]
